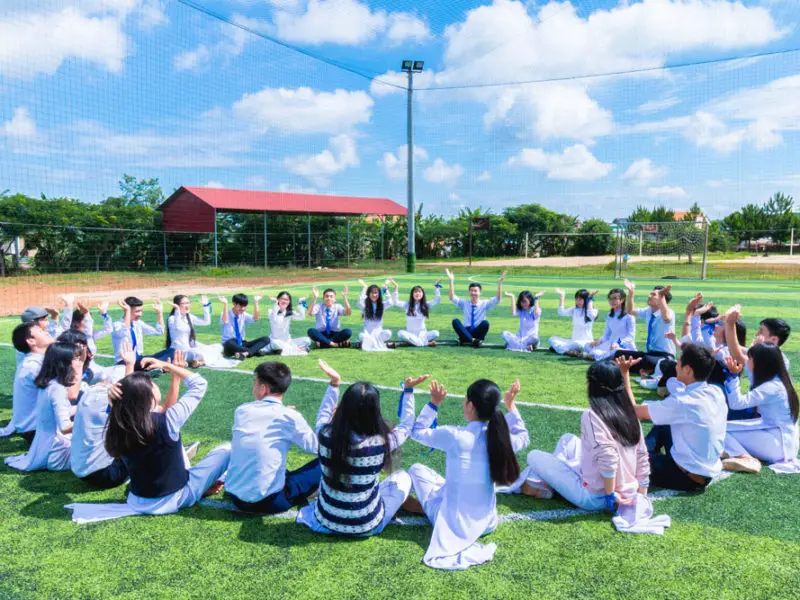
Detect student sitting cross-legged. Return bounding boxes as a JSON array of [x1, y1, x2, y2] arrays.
[[614, 279, 676, 376], [297, 361, 429, 536], [721, 344, 800, 474], [516, 360, 650, 515], [623, 343, 727, 491], [225, 362, 322, 514], [447, 268, 506, 348], [402, 378, 529, 570], [220, 293, 271, 359], [306, 286, 353, 349], [501, 290, 544, 352], [66, 360, 230, 523], [111, 296, 172, 368]]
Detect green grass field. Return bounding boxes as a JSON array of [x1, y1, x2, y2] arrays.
[[2, 271, 800, 599]]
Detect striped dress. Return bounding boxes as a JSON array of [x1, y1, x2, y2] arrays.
[[314, 430, 388, 535]]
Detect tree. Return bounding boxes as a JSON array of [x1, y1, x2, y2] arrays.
[[571, 219, 614, 256], [116, 174, 166, 208], [650, 205, 675, 223], [503, 203, 577, 257], [627, 205, 653, 223], [683, 202, 702, 221], [764, 192, 795, 245]]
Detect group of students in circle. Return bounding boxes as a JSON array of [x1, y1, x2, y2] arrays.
[[2, 273, 798, 570]]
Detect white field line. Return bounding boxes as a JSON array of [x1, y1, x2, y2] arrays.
[[0, 343, 585, 413], [198, 473, 735, 526]]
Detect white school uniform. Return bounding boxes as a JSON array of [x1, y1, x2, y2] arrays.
[[502, 306, 541, 352], [225, 395, 319, 504], [66, 375, 232, 523], [395, 288, 441, 347], [409, 403, 530, 570], [112, 318, 164, 362], [169, 304, 234, 367], [724, 376, 800, 473], [587, 311, 637, 361], [645, 381, 727, 477], [296, 386, 415, 535], [451, 295, 500, 328], [636, 306, 676, 356], [5, 380, 72, 472], [357, 292, 394, 352], [549, 304, 599, 354], [220, 309, 256, 344], [70, 386, 114, 478], [61, 311, 113, 355], [1, 353, 45, 437], [266, 303, 311, 356], [311, 303, 347, 333]]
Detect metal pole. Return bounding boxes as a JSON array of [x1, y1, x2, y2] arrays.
[[406, 70, 416, 273], [307, 214, 312, 268], [213, 208, 218, 267], [380, 218, 385, 262], [639, 229, 643, 256], [162, 231, 168, 272], [263, 212, 268, 268], [468, 220, 473, 266], [346, 216, 351, 267], [524, 232, 529, 258], [701, 218, 710, 281], [791, 227, 795, 257]]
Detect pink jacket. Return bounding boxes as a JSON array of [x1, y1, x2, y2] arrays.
[[580, 409, 650, 497]]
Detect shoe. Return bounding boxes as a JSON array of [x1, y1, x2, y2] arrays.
[[188, 359, 204, 369], [256, 348, 270, 357], [472, 338, 483, 348], [428, 341, 437, 347], [521, 481, 554, 499], [234, 351, 249, 360], [184, 441, 200, 462], [723, 456, 762, 474]]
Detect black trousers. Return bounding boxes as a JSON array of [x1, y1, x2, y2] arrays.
[[613, 349, 674, 374], [646, 425, 710, 491], [452, 319, 490, 344], [229, 459, 322, 515], [307, 328, 352, 347], [223, 337, 271, 357], [81, 458, 129, 490]]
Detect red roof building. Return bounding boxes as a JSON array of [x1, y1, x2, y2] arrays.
[[159, 186, 407, 233]]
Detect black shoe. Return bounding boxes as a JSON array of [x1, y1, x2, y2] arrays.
[[472, 338, 483, 348]]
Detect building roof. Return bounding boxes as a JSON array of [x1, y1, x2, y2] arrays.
[[159, 186, 407, 217]]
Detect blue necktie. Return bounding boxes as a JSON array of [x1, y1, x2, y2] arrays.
[[325, 308, 331, 336], [471, 304, 476, 329], [130, 324, 140, 357], [646, 313, 656, 352], [233, 315, 243, 345]]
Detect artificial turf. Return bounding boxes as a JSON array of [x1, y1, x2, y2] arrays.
[[1, 272, 799, 599]]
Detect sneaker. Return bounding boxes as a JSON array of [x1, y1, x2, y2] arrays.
[[472, 338, 483, 348], [723, 456, 762, 474], [521, 481, 554, 499], [428, 341, 437, 347], [184, 441, 200, 461]]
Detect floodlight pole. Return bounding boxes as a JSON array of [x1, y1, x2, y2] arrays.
[[406, 68, 416, 273]]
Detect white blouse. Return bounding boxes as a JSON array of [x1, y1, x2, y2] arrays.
[[267, 303, 306, 341], [394, 288, 441, 334], [557, 305, 598, 344], [411, 403, 529, 569], [358, 292, 394, 334], [168, 305, 212, 350]]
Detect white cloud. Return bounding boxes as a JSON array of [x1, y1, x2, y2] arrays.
[[233, 87, 373, 135], [273, 0, 429, 46], [245, 175, 269, 188], [476, 171, 492, 182], [284, 134, 359, 187], [508, 144, 612, 181], [448, 193, 460, 201], [647, 186, 688, 199], [174, 13, 256, 72], [622, 159, 667, 187], [174, 46, 211, 71], [206, 180, 225, 189], [636, 97, 681, 114], [377, 145, 428, 180], [0, 1, 168, 78], [370, 0, 784, 141], [1, 107, 37, 140], [278, 183, 319, 195], [424, 158, 464, 185]]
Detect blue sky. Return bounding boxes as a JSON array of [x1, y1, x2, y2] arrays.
[[1, 0, 800, 221]]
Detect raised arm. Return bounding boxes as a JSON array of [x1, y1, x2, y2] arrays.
[[219, 297, 229, 324], [315, 360, 342, 434], [616, 356, 650, 420], [504, 379, 529, 452], [724, 305, 747, 364], [497, 270, 507, 301], [342, 286, 352, 316], [624, 279, 635, 314], [192, 296, 212, 327], [392, 374, 429, 450], [119, 299, 132, 328], [505, 291, 517, 316], [306, 287, 319, 317], [655, 285, 673, 323], [446, 269, 456, 301], [252, 295, 262, 322], [164, 370, 207, 441], [534, 292, 544, 318], [411, 380, 456, 451], [153, 299, 165, 332], [682, 293, 703, 338]]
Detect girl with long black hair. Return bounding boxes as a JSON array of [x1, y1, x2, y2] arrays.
[[403, 378, 529, 570], [356, 280, 394, 351], [501, 290, 544, 352], [549, 288, 599, 356], [517, 360, 649, 513], [586, 288, 637, 361], [297, 361, 429, 536], [722, 343, 800, 474], [391, 278, 443, 347], [166, 294, 232, 368]]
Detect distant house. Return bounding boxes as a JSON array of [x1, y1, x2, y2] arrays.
[[673, 210, 705, 226]]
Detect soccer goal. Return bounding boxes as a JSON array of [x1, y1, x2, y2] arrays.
[[614, 221, 710, 280]]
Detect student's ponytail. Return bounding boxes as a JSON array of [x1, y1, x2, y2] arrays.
[[749, 343, 799, 422], [166, 295, 195, 349], [467, 379, 520, 486]]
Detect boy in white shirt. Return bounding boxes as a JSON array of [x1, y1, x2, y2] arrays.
[[614, 280, 676, 376], [111, 296, 169, 366], [220, 293, 270, 359], [225, 362, 322, 514], [621, 343, 726, 491], [306, 286, 353, 349], [446, 269, 506, 348]]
